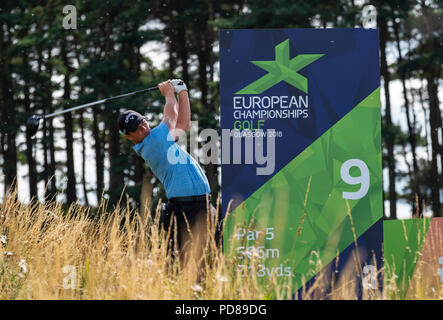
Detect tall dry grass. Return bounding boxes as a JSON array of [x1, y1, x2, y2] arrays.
[[0, 187, 439, 300], [0, 188, 280, 300]]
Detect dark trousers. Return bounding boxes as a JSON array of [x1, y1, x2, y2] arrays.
[[161, 196, 221, 273]]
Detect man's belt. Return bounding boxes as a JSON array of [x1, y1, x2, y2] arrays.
[[169, 194, 211, 203]]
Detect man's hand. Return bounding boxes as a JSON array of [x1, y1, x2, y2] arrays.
[[170, 79, 188, 94], [158, 81, 175, 97]]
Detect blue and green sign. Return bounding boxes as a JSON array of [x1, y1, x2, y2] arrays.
[[220, 29, 383, 297]]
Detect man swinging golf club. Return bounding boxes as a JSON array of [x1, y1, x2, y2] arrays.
[[118, 79, 216, 273]]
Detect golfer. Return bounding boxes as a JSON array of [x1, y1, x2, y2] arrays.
[[118, 79, 216, 272]]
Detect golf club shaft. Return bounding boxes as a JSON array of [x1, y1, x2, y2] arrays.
[[42, 86, 159, 119]]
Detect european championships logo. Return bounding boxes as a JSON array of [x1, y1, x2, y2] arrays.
[[227, 38, 324, 176], [236, 39, 324, 94]]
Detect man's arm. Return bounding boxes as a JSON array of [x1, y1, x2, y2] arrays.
[[158, 81, 178, 133], [175, 90, 191, 133]]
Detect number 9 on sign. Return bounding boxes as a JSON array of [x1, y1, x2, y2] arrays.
[[340, 159, 370, 200]]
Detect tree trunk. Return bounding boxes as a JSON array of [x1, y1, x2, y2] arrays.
[[79, 111, 89, 206], [177, 1, 189, 84], [206, 0, 219, 195], [0, 22, 17, 196], [134, 154, 145, 189], [417, 79, 431, 162], [23, 54, 38, 200], [196, 31, 208, 109], [166, 0, 177, 79], [108, 111, 124, 206], [421, 1, 441, 217], [392, 18, 423, 216], [140, 171, 153, 223], [43, 46, 57, 202], [74, 40, 90, 207], [61, 38, 77, 204], [379, 17, 397, 219], [425, 73, 441, 217], [93, 108, 104, 204], [103, 11, 125, 207]]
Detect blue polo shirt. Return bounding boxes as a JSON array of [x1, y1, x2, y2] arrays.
[[133, 122, 211, 199]]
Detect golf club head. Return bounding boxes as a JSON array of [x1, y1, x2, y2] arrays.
[[26, 115, 41, 137]]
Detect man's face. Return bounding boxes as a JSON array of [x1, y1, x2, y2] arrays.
[[124, 119, 150, 144]]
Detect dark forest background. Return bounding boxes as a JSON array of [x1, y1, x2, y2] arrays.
[[0, 0, 441, 219]]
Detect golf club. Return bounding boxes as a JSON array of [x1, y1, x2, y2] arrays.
[[26, 85, 165, 137]]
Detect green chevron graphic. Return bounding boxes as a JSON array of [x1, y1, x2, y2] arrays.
[[235, 39, 324, 94], [224, 87, 382, 292]]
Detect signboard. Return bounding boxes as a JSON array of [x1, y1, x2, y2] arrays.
[[220, 28, 383, 298]]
